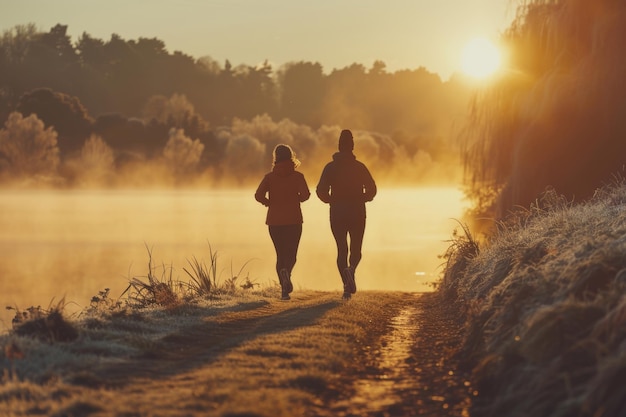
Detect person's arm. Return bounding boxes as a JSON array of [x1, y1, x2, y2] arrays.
[[316, 164, 332, 204], [362, 165, 377, 202], [299, 174, 311, 203], [254, 175, 271, 207]]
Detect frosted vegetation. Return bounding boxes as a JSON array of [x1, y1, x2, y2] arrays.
[[441, 183, 626, 416], [1, 245, 271, 383]]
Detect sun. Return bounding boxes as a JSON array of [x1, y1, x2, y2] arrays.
[[460, 37, 502, 79]]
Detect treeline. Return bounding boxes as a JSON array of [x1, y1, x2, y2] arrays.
[[461, 0, 626, 227], [0, 23, 472, 187]]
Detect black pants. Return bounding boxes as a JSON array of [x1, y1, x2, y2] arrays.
[[268, 224, 302, 277], [330, 209, 366, 273]]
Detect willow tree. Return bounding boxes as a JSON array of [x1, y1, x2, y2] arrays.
[[462, 0, 626, 224]]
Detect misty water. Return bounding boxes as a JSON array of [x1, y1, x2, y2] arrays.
[[0, 187, 465, 333]]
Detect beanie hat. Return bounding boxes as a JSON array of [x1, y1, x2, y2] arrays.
[[338, 129, 354, 152]]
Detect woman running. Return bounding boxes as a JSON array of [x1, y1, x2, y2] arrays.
[[255, 144, 310, 300]]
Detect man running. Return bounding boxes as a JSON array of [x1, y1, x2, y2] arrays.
[[316, 129, 377, 300]]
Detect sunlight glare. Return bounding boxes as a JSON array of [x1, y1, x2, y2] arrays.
[[460, 37, 502, 79]]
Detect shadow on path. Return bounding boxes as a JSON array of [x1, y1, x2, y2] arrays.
[[88, 295, 341, 388]]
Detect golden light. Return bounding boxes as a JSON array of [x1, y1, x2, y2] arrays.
[[460, 37, 502, 79]]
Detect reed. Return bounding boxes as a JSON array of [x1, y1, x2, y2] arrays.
[[121, 244, 180, 309], [119, 242, 257, 310], [439, 219, 480, 299], [183, 242, 219, 296]]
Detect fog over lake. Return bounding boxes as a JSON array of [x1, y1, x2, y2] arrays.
[[0, 187, 465, 332]]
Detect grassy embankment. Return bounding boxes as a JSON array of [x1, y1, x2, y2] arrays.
[[440, 183, 626, 417]]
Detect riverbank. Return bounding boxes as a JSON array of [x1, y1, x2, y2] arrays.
[[440, 184, 626, 417]]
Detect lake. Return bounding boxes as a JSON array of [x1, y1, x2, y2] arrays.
[[0, 187, 466, 332]]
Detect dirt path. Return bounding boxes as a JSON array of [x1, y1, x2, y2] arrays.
[[4, 291, 470, 416], [334, 293, 471, 417], [54, 291, 468, 417]]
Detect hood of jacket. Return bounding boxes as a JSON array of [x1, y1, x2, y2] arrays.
[[272, 160, 296, 176], [332, 151, 356, 163]]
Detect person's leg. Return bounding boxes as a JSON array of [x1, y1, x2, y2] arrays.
[[338, 215, 365, 295], [269, 226, 292, 298], [279, 224, 301, 294], [283, 224, 302, 274], [330, 217, 349, 272], [268, 225, 284, 275], [347, 216, 366, 271], [330, 213, 351, 297]]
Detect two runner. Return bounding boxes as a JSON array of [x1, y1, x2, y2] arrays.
[[255, 130, 377, 300]]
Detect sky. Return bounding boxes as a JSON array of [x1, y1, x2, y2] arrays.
[[0, 0, 518, 80]]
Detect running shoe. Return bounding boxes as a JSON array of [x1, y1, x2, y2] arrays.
[[343, 267, 356, 294]]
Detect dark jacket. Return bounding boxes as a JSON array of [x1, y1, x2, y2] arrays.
[[255, 160, 310, 225], [316, 151, 376, 217]]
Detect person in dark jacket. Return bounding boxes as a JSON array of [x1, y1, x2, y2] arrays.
[[255, 144, 310, 300], [316, 129, 377, 300]]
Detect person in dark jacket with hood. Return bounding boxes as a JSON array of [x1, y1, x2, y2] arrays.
[[255, 144, 310, 300], [316, 129, 377, 300]]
